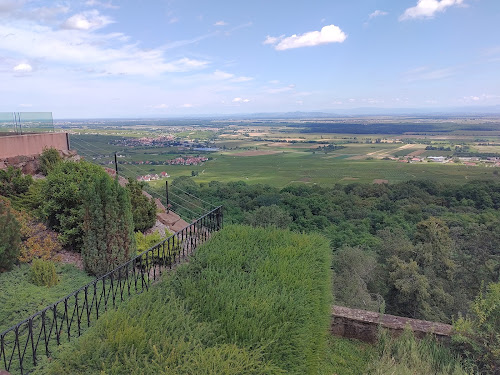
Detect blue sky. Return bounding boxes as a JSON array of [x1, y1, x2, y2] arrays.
[[0, 0, 499, 118]]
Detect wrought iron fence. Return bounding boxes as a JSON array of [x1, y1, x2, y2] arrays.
[[0, 206, 223, 375]]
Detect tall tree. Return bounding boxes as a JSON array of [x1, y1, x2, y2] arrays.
[[0, 200, 21, 271], [82, 175, 136, 276]]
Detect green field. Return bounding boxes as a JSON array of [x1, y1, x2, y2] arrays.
[[68, 127, 500, 191], [147, 153, 500, 189]]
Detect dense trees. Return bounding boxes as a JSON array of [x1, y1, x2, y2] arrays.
[[176, 178, 500, 324]]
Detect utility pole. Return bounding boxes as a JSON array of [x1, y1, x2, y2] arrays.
[[166, 180, 169, 213]]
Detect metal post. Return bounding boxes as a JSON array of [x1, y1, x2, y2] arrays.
[[166, 181, 169, 213], [66, 133, 71, 151], [114, 152, 118, 176]]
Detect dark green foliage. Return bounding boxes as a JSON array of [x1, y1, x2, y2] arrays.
[[29, 259, 59, 287], [332, 246, 382, 311], [82, 175, 136, 276], [0, 166, 33, 197], [39, 147, 62, 175], [181, 179, 500, 328], [0, 200, 21, 272], [453, 281, 500, 374], [0, 263, 93, 332], [243, 204, 292, 228], [35, 225, 330, 374], [38, 161, 108, 251], [126, 178, 156, 232]]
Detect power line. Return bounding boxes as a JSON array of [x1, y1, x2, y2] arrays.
[[69, 135, 211, 221]]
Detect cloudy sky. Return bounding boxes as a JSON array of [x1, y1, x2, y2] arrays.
[[0, 0, 499, 118]]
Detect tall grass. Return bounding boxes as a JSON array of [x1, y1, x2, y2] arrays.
[[34, 225, 332, 374], [368, 328, 472, 375]]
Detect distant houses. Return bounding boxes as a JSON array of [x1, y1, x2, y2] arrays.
[[137, 171, 170, 182]]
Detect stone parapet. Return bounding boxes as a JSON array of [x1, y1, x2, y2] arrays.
[[331, 305, 452, 343]]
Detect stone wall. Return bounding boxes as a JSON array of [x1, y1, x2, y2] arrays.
[[331, 305, 452, 343], [0, 132, 69, 159]]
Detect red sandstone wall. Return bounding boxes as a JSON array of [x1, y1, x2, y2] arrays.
[[0, 133, 68, 159]]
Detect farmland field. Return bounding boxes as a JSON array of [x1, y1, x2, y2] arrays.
[[67, 119, 500, 191]]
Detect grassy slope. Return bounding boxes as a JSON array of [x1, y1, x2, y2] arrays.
[[0, 263, 93, 332], [35, 225, 332, 375]]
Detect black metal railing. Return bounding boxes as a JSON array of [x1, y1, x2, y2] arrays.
[[0, 206, 223, 375]]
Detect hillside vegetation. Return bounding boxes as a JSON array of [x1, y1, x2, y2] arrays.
[[34, 225, 332, 375]]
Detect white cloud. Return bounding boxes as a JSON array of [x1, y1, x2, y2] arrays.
[[181, 103, 193, 108], [461, 94, 500, 103], [148, 103, 168, 109], [232, 97, 250, 103], [85, 0, 119, 9], [214, 20, 227, 26], [210, 70, 253, 82], [267, 84, 295, 94], [264, 24, 347, 51], [0, 22, 209, 76], [403, 66, 455, 81], [400, 0, 465, 21], [369, 10, 388, 19], [61, 10, 114, 31], [18, 103, 32, 107], [13, 62, 32, 72]]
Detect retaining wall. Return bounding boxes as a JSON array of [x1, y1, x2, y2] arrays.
[[0, 133, 68, 159], [331, 305, 453, 343]]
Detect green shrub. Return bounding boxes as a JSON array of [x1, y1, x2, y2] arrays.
[[38, 160, 109, 251], [369, 328, 470, 375], [127, 178, 157, 232], [82, 175, 136, 276], [172, 225, 332, 374], [39, 147, 62, 175], [29, 259, 59, 287], [35, 225, 331, 375], [135, 230, 166, 253], [34, 282, 282, 375], [0, 199, 21, 272], [0, 166, 33, 197], [452, 281, 500, 374]]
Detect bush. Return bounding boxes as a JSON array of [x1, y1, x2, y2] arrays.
[[81, 174, 136, 276], [173, 225, 332, 374], [34, 283, 282, 375], [38, 160, 108, 251], [29, 259, 59, 287], [0, 166, 33, 197], [126, 178, 157, 232], [39, 147, 62, 175], [0, 199, 21, 272], [452, 281, 500, 374], [135, 230, 166, 253], [36, 225, 331, 375]]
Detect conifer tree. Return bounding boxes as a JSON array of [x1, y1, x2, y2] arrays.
[[0, 200, 21, 271], [82, 175, 136, 276]]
